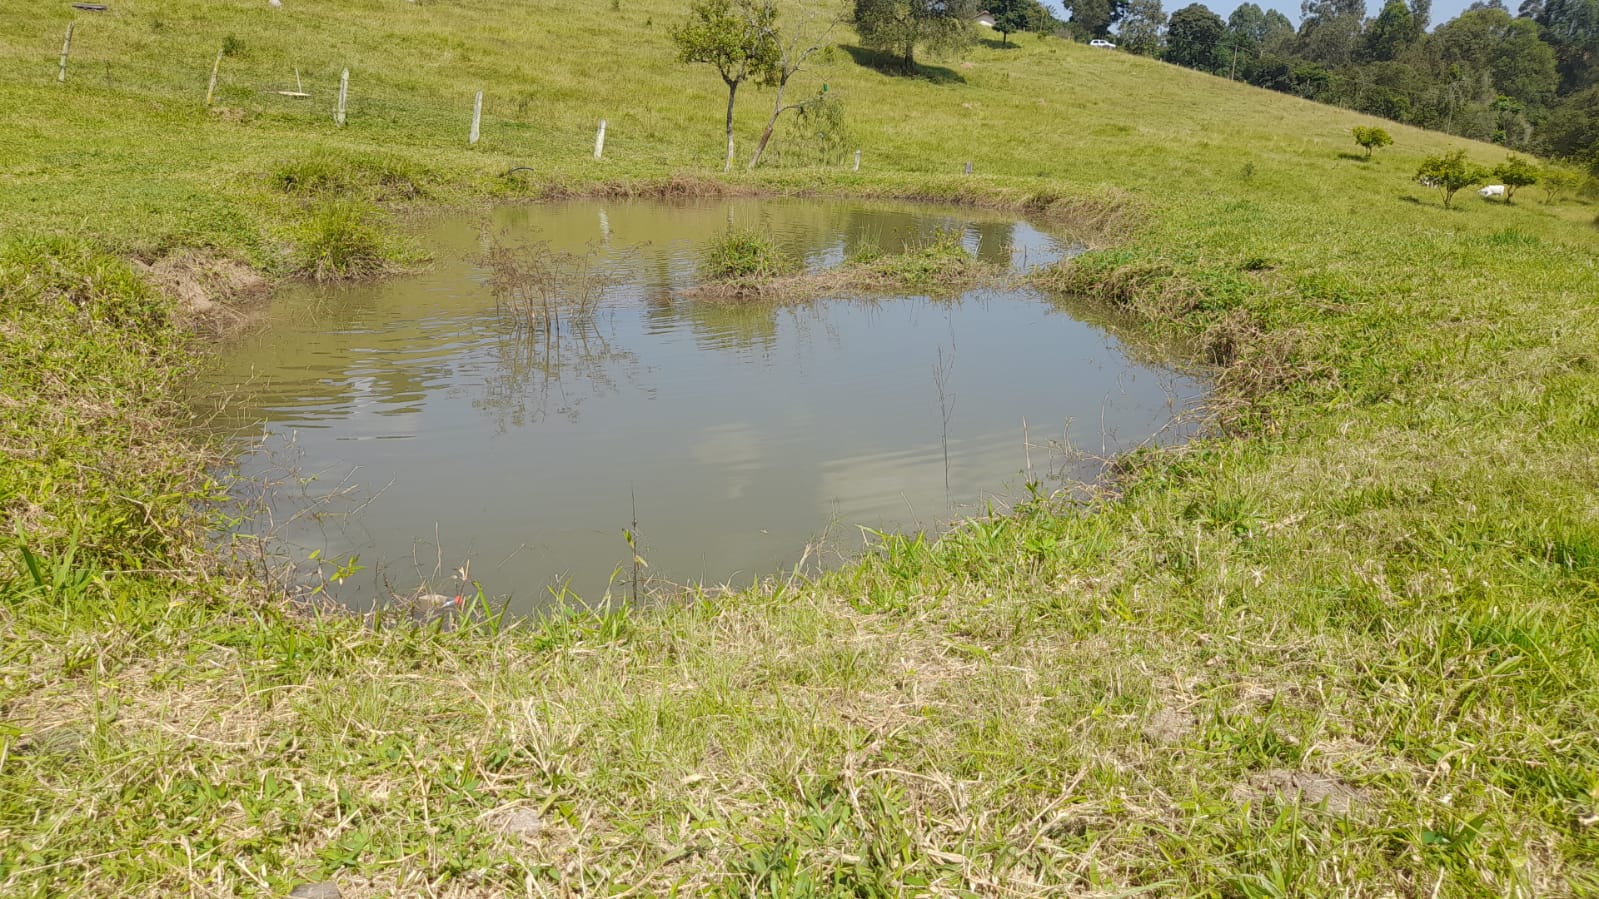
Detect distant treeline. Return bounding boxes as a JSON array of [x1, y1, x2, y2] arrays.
[[1032, 0, 1598, 168]]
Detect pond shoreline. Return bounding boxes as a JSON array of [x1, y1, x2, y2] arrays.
[[201, 197, 1209, 616]]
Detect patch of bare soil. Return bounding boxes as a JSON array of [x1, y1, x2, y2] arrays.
[[136, 251, 270, 333]]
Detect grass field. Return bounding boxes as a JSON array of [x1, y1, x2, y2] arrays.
[[3, 0, 1599, 895]]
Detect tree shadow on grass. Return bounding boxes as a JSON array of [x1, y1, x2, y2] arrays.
[[1336, 152, 1372, 162], [838, 45, 966, 84], [978, 37, 1020, 50]]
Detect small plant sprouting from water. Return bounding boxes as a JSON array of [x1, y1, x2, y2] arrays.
[[701, 229, 797, 282], [481, 234, 614, 342]]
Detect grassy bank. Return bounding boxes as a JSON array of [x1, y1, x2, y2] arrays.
[[4, 0, 1599, 895]]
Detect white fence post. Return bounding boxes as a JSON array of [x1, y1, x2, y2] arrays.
[[469, 90, 483, 145], [205, 48, 223, 106], [58, 23, 75, 83], [334, 68, 349, 126], [594, 119, 607, 160]]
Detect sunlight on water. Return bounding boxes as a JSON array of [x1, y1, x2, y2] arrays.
[[197, 199, 1205, 612]]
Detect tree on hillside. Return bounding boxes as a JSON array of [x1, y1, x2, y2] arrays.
[[1361, 0, 1418, 61], [1166, 3, 1226, 70], [1297, 0, 1366, 67], [988, 0, 1038, 44], [1352, 124, 1394, 157], [1409, 0, 1433, 36], [1120, 0, 1168, 54], [1537, 163, 1583, 200], [1432, 8, 1560, 108], [1540, 85, 1599, 157], [853, 0, 976, 71], [1227, 2, 1295, 53], [1063, 0, 1128, 36], [1538, 0, 1599, 92], [749, 4, 847, 168], [671, 0, 782, 171], [1416, 149, 1491, 206], [1493, 154, 1540, 200]]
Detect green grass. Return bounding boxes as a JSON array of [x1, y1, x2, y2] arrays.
[[700, 228, 798, 281], [4, 0, 1599, 895]]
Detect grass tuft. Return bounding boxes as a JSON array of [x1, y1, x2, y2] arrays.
[[269, 150, 434, 202], [290, 201, 397, 281], [700, 228, 798, 281]]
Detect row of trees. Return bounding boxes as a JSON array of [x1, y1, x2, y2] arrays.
[[1085, 0, 1599, 170], [671, 0, 1599, 176], [1415, 148, 1542, 205]]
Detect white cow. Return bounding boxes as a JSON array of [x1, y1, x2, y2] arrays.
[[1480, 184, 1506, 199]]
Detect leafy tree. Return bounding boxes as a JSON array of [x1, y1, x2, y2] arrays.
[[1166, 2, 1226, 69], [1416, 149, 1491, 206], [1431, 8, 1559, 108], [1352, 125, 1394, 157], [1492, 154, 1540, 200], [1409, 0, 1433, 36], [853, 0, 976, 71], [749, 5, 846, 169], [1226, 2, 1269, 46], [1537, 163, 1584, 200], [1227, 2, 1293, 53], [1297, 0, 1366, 66], [1538, 0, 1599, 92], [671, 0, 782, 171], [988, 0, 1038, 44], [1063, 0, 1128, 36], [1362, 0, 1418, 61], [1120, 0, 1168, 54], [1024, 0, 1061, 34], [1540, 85, 1599, 157]]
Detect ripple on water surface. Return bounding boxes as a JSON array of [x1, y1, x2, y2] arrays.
[[198, 198, 1206, 612]]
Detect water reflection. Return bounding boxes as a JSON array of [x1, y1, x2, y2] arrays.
[[198, 199, 1203, 612]]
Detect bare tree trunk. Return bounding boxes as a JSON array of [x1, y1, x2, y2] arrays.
[[748, 79, 787, 170], [723, 80, 738, 172]]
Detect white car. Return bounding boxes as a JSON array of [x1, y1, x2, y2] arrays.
[[1089, 39, 1116, 49]]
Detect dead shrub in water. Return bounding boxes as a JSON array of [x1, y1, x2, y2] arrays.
[[480, 235, 613, 343]]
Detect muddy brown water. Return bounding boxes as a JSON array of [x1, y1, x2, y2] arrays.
[[197, 199, 1206, 613]]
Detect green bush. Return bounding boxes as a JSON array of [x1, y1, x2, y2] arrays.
[[293, 201, 391, 280], [1351, 125, 1393, 159], [1415, 149, 1489, 208], [1492, 155, 1538, 204], [700, 229, 796, 281]]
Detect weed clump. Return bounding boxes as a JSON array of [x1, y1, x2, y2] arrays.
[[700, 229, 796, 281], [292, 201, 393, 281], [480, 235, 612, 339], [860, 228, 976, 289], [270, 150, 432, 201]]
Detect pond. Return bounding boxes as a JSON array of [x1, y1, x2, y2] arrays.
[[198, 198, 1206, 613]]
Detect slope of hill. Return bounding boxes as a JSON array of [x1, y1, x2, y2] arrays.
[[2, 1, 1598, 896]]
